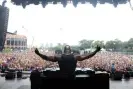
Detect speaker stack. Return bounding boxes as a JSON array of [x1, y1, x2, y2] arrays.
[[30, 69, 42, 89], [17, 70, 23, 78], [5, 69, 16, 80], [111, 71, 123, 80], [129, 71, 133, 77], [124, 71, 130, 79], [0, 6, 9, 51]]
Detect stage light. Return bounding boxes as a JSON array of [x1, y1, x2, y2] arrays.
[[33, 0, 40, 5], [72, 0, 78, 7], [53, 0, 58, 4], [81, 0, 85, 4], [22, 1, 27, 9], [61, 0, 67, 8], [113, 0, 118, 7], [41, 0, 47, 8], [11, 0, 21, 5], [99, 0, 106, 4]]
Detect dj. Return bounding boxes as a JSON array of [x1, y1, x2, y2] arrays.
[[35, 45, 101, 78]]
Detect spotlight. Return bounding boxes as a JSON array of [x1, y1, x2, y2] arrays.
[[72, 0, 78, 7], [42, 0, 47, 8], [11, 0, 21, 5], [22, 1, 27, 9], [81, 0, 85, 4], [33, 0, 40, 5], [61, 0, 67, 8], [53, 0, 58, 4]]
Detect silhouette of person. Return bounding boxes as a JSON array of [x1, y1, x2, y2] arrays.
[[35, 45, 101, 78], [111, 63, 115, 73]]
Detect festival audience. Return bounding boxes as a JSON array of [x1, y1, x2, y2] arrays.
[[0, 50, 133, 72]]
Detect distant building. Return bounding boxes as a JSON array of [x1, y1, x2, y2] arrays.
[[4, 32, 27, 50]]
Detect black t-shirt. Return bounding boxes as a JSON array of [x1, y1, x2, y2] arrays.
[[57, 54, 77, 75]]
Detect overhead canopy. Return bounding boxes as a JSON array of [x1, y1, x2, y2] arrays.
[[10, 0, 131, 8]]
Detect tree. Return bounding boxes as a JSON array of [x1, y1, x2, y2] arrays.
[[127, 38, 133, 50], [51, 43, 62, 50], [121, 41, 128, 51], [71, 45, 80, 51], [52, 46, 62, 50], [113, 39, 122, 51], [105, 40, 115, 51], [3, 48, 12, 53], [105, 39, 122, 51], [92, 40, 104, 48], [79, 39, 93, 50]]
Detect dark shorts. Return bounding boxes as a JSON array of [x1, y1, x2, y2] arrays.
[[111, 68, 115, 73]]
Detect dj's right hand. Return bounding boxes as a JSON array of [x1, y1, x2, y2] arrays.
[[35, 48, 40, 55]]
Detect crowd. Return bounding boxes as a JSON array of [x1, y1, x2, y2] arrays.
[[79, 52, 133, 72], [0, 49, 133, 72]]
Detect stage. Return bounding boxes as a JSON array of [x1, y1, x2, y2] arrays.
[[0, 76, 133, 89]]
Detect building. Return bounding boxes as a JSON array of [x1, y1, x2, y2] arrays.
[[0, 6, 9, 51], [4, 32, 27, 50]]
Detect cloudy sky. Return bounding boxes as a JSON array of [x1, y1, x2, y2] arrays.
[[1, 1, 133, 47]]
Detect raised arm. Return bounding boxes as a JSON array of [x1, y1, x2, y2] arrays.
[[35, 48, 58, 62], [76, 46, 101, 61]]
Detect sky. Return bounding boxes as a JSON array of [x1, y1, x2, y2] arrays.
[[1, 0, 133, 47]]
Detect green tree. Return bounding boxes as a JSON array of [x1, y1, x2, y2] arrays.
[[126, 38, 133, 51], [51, 43, 62, 50], [71, 45, 80, 50], [3, 48, 12, 53], [92, 40, 104, 48], [113, 39, 122, 51], [79, 39, 93, 50], [127, 38, 133, 48], [105, 39, 122, 51], [105, 40, 115, 51]]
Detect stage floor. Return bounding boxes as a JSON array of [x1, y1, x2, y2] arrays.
[[0, 76, 133, 89]]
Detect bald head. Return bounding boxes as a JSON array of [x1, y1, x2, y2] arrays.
[[64, 45, 72, 54]]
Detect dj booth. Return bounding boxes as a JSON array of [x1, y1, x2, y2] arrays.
[[30, 68, 109, 89]]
